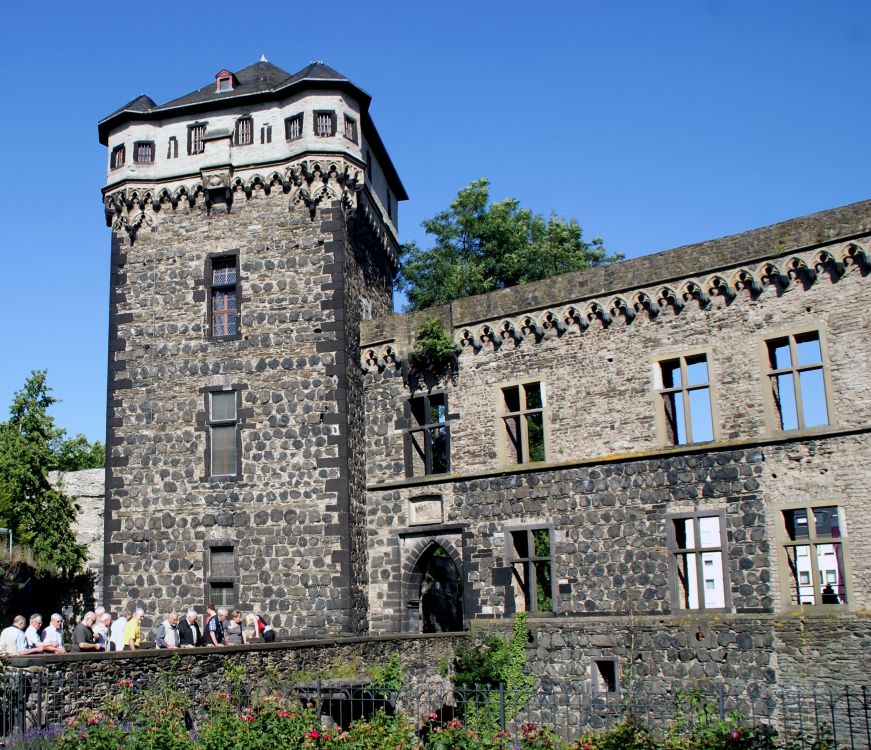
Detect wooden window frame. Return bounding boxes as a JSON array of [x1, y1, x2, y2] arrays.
[[776, 503, 849, 609], [343, 114, 358, 143], [234, 116, 254, 146], [188, 122, 207, 155], [204, 541, 237, 607], [110, 144, 125, 170], [206, 388, 240, 480], [652, 349, 718, 447], [498, 379, 548, 465], [666, 511, 730, 612], [403, 391, 451, 478], [314, 110, 337, 137], [206, 253, 240, 340], [505, 525, 555, 614], [285, 113, 303, 141], [760, 327, 833, 435], [133, 141, 154, 164]]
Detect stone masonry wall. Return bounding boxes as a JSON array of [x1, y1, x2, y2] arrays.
[[104, 189, 381, 636]]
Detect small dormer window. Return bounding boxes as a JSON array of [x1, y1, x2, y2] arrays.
[[215, 69, 235, 93]]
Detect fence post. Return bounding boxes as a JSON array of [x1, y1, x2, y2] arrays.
[[499, 682, 506, 733], [16, 672, 25, 735]]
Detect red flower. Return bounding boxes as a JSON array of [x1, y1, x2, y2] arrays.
[[308, 730, 321, 739]]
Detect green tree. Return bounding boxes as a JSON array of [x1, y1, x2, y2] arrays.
[[51, 433, 106, 471], [0, 372, 86, 573], [397, 178, 621, 310]]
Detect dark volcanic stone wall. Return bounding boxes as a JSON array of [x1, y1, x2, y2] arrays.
[[104, 190, 388, 636]]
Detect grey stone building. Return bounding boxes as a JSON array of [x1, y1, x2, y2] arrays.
[[100, 60, 871, 687]]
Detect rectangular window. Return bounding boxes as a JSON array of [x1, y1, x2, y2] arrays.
[[208, 255, 239, 338], [110, 144, 125, 170], [207, 545, 236, 606], [781, 505, 847, 605], [133, 141, 154, 164], [592, 660, 619, 695], [669, 513, 727, 610], [766, 331, 829, 431], [405, 392, 450, 477], [260, 123, 272, 144], [167, 136, 178, 159], [507, 528, 553, 613], [315, 110, 336, 137], [209, 391, 238, 478], [188, 123, 206, 155], [343, 115, 358, 143], [285, 113, 303, 141], [234, 117, 253, 146], [656, 353, 714, 445], [501, 382, 545, 464]]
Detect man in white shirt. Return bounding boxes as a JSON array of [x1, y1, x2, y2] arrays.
[[93, 612, 112, 649], [110, 610, 129, 653], [0, 615, 45, 656], [23, 614, 43, 649], [40, 614, 66, 653]]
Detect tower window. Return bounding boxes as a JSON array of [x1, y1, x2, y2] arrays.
[[188, 123, 207, 155], [167, 136, 178, 159], [315, 110, 336, 137], [343, 115, 358, 143], [205, 543, 236, 607], [110, 144, 125, 170], [234, 117, 253, 146], [260, 123, 272, 144], [208, 390, 239, 478], [285, 113, 303, 141], [207, 254, 239, 339], [133, 141, 154, 164]]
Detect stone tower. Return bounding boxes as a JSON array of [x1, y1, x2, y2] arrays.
[[98, 60, 406, 635]]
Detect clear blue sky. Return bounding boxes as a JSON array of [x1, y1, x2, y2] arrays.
[[0, 1, 868, 442]]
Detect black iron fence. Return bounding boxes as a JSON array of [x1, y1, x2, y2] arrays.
[[1, 669, 870, 749]]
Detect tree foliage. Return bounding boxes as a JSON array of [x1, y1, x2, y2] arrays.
[[51, 432, 106, 471], [0, 371, 87, 573], [397, 178, 622, 310]]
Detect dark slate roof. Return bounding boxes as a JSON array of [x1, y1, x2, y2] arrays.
[[98, 60, 405, 199]]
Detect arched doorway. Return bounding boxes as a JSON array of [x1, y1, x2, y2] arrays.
[[407, 543, 463, 633]]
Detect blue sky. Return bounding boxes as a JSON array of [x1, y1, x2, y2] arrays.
[[0, 1, 868, 442]]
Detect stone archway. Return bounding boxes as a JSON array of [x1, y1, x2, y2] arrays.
[[402, 538, 464, 633]]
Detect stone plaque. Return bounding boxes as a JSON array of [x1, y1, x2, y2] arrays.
[[409, 495, 443, 526]]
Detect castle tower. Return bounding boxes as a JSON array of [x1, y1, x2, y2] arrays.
[[98, 60, 406, 635]]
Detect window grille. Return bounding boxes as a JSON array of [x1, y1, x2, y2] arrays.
[[188, 123, 206, 155], [133, 141, 154, 164], [110, 145, 125, 170], [209, 256, 238, 338], [343, 115, 357, 142], [285, 114, 303, 141], [235, 117, 253, 146], [315, 111, 335, 137]]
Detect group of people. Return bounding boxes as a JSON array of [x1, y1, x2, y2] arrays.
[[0, 605, 275, 655]]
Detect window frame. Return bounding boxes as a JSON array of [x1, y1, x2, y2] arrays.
[[188, 121, 207, 155], [205, 388, 241, 480], [285, 113, 303, 141], [505, 525, 555, 614], [110, 144, 125, 170], [498, 379, 548, 466], [133, 140, 154, 164], [206, 253, 241, 340], [666, 510, 731, 612], [776, 502, 849, 609], [234, 116, 254, 146], [167, 136, 178, 159], [760, 327, 834, 435], [314, 110, 337, 137], [204, 541, 237, 607], [403, 391, 451, 478], [343, 114, 358, 143], [652, 349, 718, 447]]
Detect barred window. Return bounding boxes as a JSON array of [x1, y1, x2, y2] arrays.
[[343, 115, 358, 143], [234, 117, 253, 146], [188, 123, 206, 155], [209, 256, 239, 338], [110, 144, 125, 170], [315, 110, 336, 137], [133, 141, 154, 164], [285, 113, 303, 141]]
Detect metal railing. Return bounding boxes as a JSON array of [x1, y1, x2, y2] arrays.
[[1, 670, 869, 749]]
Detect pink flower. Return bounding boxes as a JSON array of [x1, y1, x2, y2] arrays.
[[308, 730, 321, 739], [731, 729, 742, 741]]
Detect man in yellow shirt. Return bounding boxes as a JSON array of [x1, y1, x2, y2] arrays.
[[123, 608, 144, 650]]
